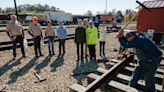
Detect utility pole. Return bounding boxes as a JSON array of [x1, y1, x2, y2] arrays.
[[14, 0, 19, 20], [106, 0, 108, 14]]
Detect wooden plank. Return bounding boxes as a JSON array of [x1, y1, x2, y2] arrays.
[[108, 80, 139, 92], [129, 63, 164, 74], [116, 73, 163, 91], [87, 73, 100, 83], [160, 61, 164, 66], [87, 73, 100, 80], [129, 63, 137, 66], [70, 84, 86, 92], [155, 73, 164, 79], [97, 68, 108, 74], [106, 62, 116, 66], [125, 66, 164, 79], [110, 59, 121, 63], [157, 68, 164, 74], [138, 79, 162, 91], [162, 75, 164, 92], [124, 66, 135, 72], [116, 73, 132, 82]]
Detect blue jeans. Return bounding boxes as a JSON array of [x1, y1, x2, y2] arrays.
[[130, 56, 161, 92], [48, 36, 55, 55]]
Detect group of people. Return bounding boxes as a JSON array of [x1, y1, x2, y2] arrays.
[[28, 16, 68, 58], [6, 14, 107, 61], [6, 14, 68, 60], [74, 19, 107, 61], [5, 14, 162, 92]]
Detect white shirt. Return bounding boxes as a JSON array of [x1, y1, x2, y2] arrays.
[[99, 29, 107, 41]]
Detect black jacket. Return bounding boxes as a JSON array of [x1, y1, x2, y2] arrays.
[[75, 27, 86, 43]]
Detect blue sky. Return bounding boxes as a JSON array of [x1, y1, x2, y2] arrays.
[[0, 0, 145, 15]]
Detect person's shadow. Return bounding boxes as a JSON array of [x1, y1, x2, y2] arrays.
[[72, 60, 98, 85], [8, 57, 37, 84], [50, 54, 64, 72], [0, 57, 23, 76], [35, 56, 52, 74]]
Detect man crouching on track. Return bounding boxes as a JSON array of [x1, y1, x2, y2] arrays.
[[28, 16, 43, 58], [116, 30, 162, 92], [6, 14, 26, 60]]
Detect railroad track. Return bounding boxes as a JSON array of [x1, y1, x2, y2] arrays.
[[0, 25, 114, 51], [0, 34, 75, 51], [70, 53, 164, 92], [0, 25, 78, 32], [0, 26, 77, 51]]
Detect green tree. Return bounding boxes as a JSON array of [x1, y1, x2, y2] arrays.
[[85, 10, 93, 16], [3, 4, 62, 13], [20, 10, 28, 14], [4, 7, 15, 13]]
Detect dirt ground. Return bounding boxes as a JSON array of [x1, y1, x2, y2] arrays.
[[0, 32, 122, 92]]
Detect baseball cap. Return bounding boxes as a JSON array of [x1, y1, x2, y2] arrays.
[[126, 31, 136, 38], [89, 20, 94, 25]]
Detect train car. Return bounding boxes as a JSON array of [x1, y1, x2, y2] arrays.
[[137, 0, 164, 44], [96, 14, 113, 23], [0, 14, 32, 26], [44, 11, 73, 25], [0, 14, 10, 25]]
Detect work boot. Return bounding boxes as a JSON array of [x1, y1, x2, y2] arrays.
[[40, 54, 44, 57], [35, 55, 39, 59], [63, 51, 65, 54], [22, 55, 26, 58], [52, 52, 55, 55], [12, 57, 16, 60]]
